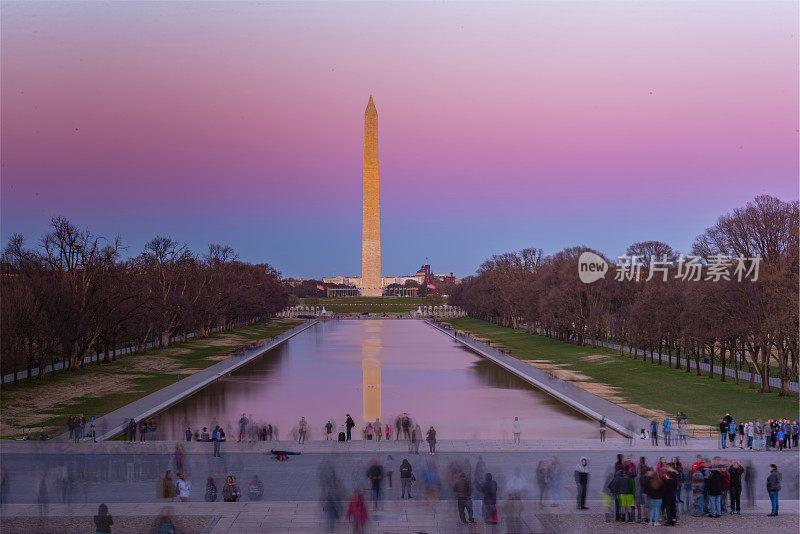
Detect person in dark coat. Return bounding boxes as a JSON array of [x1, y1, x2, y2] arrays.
[[728, 460, 744, 514], [453, 472, 474, 524], [707, 467, 723, 517], [574, 457, 590, 510], [662, 468, 678, 526]]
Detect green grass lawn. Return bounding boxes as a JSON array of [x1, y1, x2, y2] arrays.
[[0, 319, 303, 438], [299, 296, 437, 313], [447, 318, 798, 428]]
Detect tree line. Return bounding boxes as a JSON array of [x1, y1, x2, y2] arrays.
[[1, 217, 290, 385], [449, 195, 799, 396]]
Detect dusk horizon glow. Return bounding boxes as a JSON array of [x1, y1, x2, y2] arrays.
[[2, 1, 797, 279]]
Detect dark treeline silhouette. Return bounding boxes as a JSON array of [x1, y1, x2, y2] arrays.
[[1, 216, 289, 385], [449, 196, 798, 396]]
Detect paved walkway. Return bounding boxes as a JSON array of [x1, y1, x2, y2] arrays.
[[2, 498, 797, 534], [426, 321, 650, 438], [55, 320, 318, 442]]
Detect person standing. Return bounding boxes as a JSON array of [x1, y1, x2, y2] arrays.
[[223, 475, 241, 502], [650, 419, 659, 447], [646, 470, 664, 525], [718, 418, 728, 449], [766, 464, 781, 516], [395, 416, 402, 441], [728, 460, 743, 514], [402, 413, 411, 441], [512, 417, 521, 444], [426, 426, 437, 455], [399, 459, 414, 499], [707, 466, 723, 517], [662, 467, 678, 526], [298, 417, 308, 444], [574, 457, 589, 510], [184, 427, 192, 442], [454, 472, 474, 524], [536, 461, 549, 505], [325, 420, 333, 440], [345, 414, 355, 441], [238, 414, 248, 442], [375, 418, 382, 442], [662, 417, 672, 446], [176, 473, 191, 502], [212, 425, 222, 458], [599, 416, 607, 443], [677, 417, 687, 445]]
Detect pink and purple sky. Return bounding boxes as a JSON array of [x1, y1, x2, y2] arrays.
[[2, 1, 797, 278]]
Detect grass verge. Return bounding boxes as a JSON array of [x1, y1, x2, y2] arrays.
[[446, 318, 798, 428], [0, 319, 303, 438]]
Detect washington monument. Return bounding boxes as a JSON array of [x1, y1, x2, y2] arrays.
[[361, 96, 382, 296]]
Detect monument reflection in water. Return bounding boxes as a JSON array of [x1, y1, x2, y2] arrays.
[[156, 320, 600, 439]]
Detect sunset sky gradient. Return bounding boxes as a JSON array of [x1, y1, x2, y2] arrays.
[[2, 1, 797, 278]]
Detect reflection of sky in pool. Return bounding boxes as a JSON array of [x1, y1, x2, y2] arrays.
[[156, 320, 600, 439]]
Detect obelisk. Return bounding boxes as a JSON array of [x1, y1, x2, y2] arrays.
[[361, 96, 382, 296]]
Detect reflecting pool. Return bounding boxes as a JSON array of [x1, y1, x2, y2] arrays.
[[156, 320, 601, 439]]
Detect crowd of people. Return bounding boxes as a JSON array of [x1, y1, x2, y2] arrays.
[[718, 414, 798, 451]]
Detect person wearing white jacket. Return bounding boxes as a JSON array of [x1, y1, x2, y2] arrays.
[[177, 473, 191, 502]]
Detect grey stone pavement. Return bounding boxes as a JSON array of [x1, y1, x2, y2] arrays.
[[55, 320, 317, 442], [2, 439, 797, 533], [4, 499, 796, 534]]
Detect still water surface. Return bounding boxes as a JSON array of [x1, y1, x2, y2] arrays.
[[156, 320, 599, 439]]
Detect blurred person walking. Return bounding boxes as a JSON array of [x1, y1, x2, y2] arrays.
[[248, 475, 264, 501], [536, 460, 549, 505], [599, 416, 607, 443], [574, 457, 589, 510], [412, 424, 422, 454], [150, 507, 175, 534], [346, 490, 368, 533], [385, 455, 394, 489], [366, 459, 384, 510], [322, 488, 340, 533], [204, 478, 218, 502], [480, 473, 498, 524], [547, 456, 562, 507], [650, 419, 659, 446]]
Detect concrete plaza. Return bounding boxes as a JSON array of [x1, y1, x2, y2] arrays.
[[1, 438, 797, 533]]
